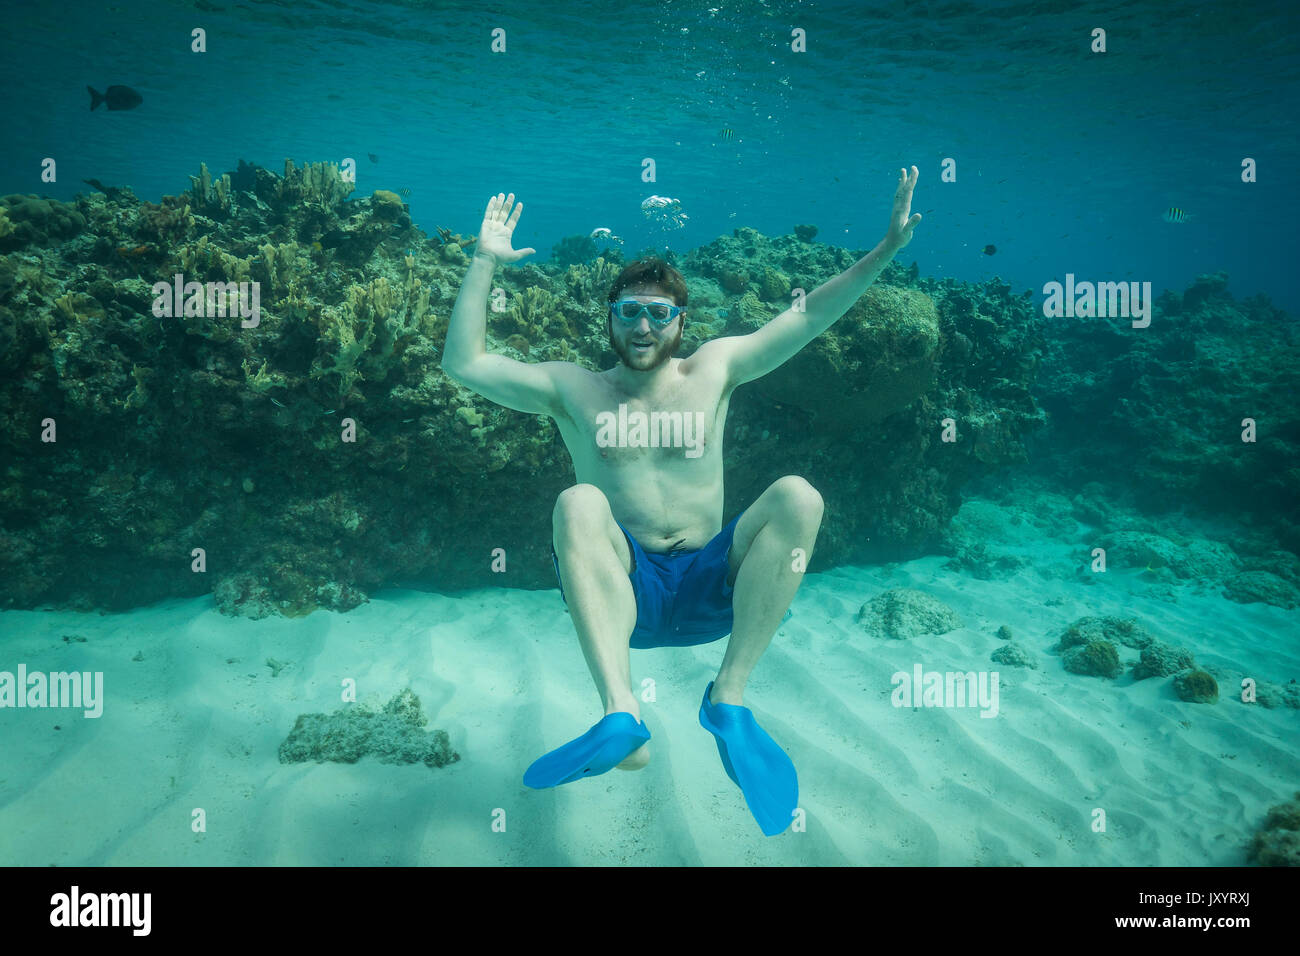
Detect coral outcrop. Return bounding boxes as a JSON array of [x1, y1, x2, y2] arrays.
[[278, 688, 460, 768], [1173, 669, 1219, 703], [1247, 793, 1300, 865], [1054, 616, 1142, 679], [855, 588, 962, 640]]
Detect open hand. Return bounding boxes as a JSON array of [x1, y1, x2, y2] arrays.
[[476, 192, 536, 265], [886, 166, 922, 251]]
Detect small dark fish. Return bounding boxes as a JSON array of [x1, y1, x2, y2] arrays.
[[88, 85, 142, 111], [983, 244, 996, 255], [1162, 206, 1192, 224], [719, 128, 734, 142], [319, 229, 350, 249], [368, 153, 379, 163], [82, 177, 129, 200]]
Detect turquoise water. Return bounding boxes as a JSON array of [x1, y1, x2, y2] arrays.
[[4, 0, 1297, 310], [1, 0, 1298, 867]]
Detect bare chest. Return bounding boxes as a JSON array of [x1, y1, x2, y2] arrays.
[[565, 377, 728, 467]]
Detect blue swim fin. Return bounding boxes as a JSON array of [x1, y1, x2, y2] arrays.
[[523, 712, 650, 789], [698, 681, 798, 836]]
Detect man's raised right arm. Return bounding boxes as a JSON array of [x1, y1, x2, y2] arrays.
[[440, 193, 563, 417]]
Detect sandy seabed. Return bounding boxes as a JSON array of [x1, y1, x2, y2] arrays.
[[1, 498, 1296, 866]]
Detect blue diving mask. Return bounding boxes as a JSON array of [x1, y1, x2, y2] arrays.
[[610, 298, 684, 328]]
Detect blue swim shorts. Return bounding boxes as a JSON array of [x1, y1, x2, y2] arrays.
[[551, 512, 744, 649]]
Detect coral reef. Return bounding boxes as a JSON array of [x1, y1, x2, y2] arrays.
[[1030, 269, 1300, 552], [278, 688, 460, 768], [680, 226, 1048, 564], [1222, 570, 1300, 609], [0, 157, 1293, 620], [855, 588, 962, 639], [551, 233, 598, 266], [188, 161, 233, 218], [1247, 793, 1300, 865], [0, 193, 86, 252]]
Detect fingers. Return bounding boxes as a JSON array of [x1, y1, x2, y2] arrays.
[[486, 192, 522, 225]]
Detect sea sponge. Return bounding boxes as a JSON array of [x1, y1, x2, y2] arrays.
[[1173, 669, 1219, 703], [719, 267, 749, 294], [371, 189, 404, 220], [1062, 639, 1122, 679], [759, 266, 791, 301], [136, 195, 194, 243]]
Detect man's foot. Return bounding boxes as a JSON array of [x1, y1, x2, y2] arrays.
[[699, 681, 798, 836], [617, 741, 650, 770], [708, 681, 745, 707], [523, 712, 651, 788]]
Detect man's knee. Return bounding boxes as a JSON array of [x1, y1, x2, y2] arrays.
[[553, 483, 611, 540], [772, 475, 824, 523]]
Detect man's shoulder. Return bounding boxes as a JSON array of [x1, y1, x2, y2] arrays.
[[681, 337, 737, 383], [542, 360, 606, 419]]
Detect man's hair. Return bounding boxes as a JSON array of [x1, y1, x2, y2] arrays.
[[607, 257, 689, 309]]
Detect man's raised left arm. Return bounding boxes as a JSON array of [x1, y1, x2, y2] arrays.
[[704, 166, 922, 387]]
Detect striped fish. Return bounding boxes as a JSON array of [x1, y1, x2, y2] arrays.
[[1162, 207, 1193, 224], [719, 128, 734, 142]]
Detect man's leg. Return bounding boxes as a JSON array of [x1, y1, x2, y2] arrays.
[[552, 483, 648, 769], [711, 475, 824, 706]]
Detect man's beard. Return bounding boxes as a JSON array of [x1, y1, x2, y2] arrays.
[[610, 322, 682, 371]]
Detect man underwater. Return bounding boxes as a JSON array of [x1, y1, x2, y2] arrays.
[[442, 168, 921, 836]]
